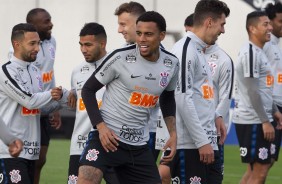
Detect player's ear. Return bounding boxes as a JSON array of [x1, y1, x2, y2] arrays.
[[159, 31, 166, 41]]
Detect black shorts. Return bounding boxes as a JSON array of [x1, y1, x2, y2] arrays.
[[0, 158, 35, 184], [40, 116, 51, 146], [235, 123, 272, 164], [271, 105, 282, 161], [68, 155, 120, 184], [170, 149, 222, 184], [148, 132, 160, 161], [80, 131, 161, 184]]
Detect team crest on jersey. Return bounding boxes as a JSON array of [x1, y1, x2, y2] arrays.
[[171, 176, 180, 184], [190, 176, 201, 184], [49, 46, 56, 60], [270, 143, 276, 155], [240, 147, 247, 157], [159, 72, 169, 88], [81, 65, 89, 74], [86, 149, 100, 161], [126, 54, 136, 63], [0, 173, 3, 183], [68, 175, 78, 184], [258, 147, 268, 160], [163, 57, 172, 67], [208, 61, 217, 76], [36, 75, 43, 91], [9, 170, 21, 183]]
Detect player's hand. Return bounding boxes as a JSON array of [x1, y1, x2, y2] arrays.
[[198, 144, 214, 164], [49, 111, 62, 130], [215, 116, 227, 145], [160, 131, 177, 164], [51, 86, 63, 100], [8, 139, 23, 157], [96, 122, 119, 152], [274, 111, 282, 130], [262, 121, 275, 142], [67, 91, 76, 109]]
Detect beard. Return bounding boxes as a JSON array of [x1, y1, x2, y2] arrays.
[[38, 31, 51, 41]]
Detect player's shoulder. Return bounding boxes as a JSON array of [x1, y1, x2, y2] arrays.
[[72, 61, 93, 75]]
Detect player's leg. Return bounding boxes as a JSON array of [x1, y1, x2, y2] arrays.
[[115, 143, 161, 184], [103, 167, 120, 184], [34, 116, 50, 184], [67, 155, 80, 183], [158, 164, 171, 184], [0, 158, 35, 184], [170, 149, 208, 184], [78, 131, 121, 184], [240, 164, 252, 184], [207, 149, 223, 184], [158, 150, 171, 184], [269, 119, 282, 168], [248, 162, 271, 184], [148, 132, 161, 161]]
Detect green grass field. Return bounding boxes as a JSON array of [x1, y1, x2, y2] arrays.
[[40, 139, 282, 184]]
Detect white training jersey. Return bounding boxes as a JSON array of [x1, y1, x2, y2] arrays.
[[70, 58, 106, 155], [0, 56, 68, 160], [93, 44, 179, 146], [0, 117, 17, 146], [205, 44, 234, 131], [233, 41, 274, 124], [264, 34, 282, 107], [172, 31, 218, 150]]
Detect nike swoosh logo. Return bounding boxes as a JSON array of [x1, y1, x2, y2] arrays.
[[131, 74, 142, 78], [77, 81, 84, 85]]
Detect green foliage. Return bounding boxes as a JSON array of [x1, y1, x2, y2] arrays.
[[40, 140, 282, 184]]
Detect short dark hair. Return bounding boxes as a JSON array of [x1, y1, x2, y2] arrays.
[[246, 11, 267, 32], [114, 1, 145, 17], [136, 11, 166, 32], [184, 13, 194, 27], [79, 22, 107, 41], [265, 2, 282, 20], [11, 23, 37, 42], [194, 0, 230, 27], [26, 8, 48, 23]]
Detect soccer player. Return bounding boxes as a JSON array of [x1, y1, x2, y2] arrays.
[[0, 23, 68, 184], [205, 36, 234, 183], [67, 22, 118, 184], [233, 11, 282, 184], [78, 11, 179, 184], [114, 1, 146, 45], [170, 0, 230, 183], [184, 13, 194, 32], [8, 8, 61, 184], [264, 2, 282, 170], [0, 118, 23, 157], [114, 2, 161, 161], [26, 9, 61, 184]]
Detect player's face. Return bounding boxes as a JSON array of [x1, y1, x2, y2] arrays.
[[271, 13, 282, 38], [117, 12, 138, 43], [17, 32, 40, 62], [79, 35, 105, 63], [206, 13, 226, 45], [136, 21, 165, 62], [255, 16, 273, 44], [32, 11, 53, 40]]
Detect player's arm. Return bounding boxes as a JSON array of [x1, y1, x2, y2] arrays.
[[0, 66, 59, 109], [215, 57, 234, 144], [173, 45, 214, 164], [159, 90, 176, 163], [243, 77, 274, 141]]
